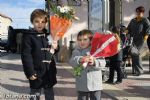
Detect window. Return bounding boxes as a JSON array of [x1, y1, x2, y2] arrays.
[[67, 0, 82, 6], [89, 0, 103, 32]]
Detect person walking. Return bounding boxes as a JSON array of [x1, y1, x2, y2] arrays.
[[126, 6, 150, 76], [147, 10, 150, 51]]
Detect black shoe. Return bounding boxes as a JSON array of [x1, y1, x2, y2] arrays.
[[105, 80, 114, 84], [114, 80, 122, 84], [126, 63, 131, 67], [133, 73, 141, 76]]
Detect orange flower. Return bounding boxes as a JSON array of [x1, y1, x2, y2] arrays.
[[50, 15, 72, 41]]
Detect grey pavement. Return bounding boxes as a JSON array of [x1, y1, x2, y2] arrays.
[[0, 53, 113, 100]]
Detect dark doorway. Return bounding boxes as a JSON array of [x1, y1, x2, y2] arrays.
[[109, 0, 115, 28]]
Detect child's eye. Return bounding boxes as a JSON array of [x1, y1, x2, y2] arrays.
[[78, 38, 89, 42], [78, 39, 82, 41], [83, 38, 88, 41], [34, 20, 39, 23], [42, 21, 46, 23]]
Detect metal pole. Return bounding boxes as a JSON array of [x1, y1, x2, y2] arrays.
[[118, 0, 123, 36], [119, 0, 123, 24], [46, 0, 51, 34], [87, 0, 90, 29]]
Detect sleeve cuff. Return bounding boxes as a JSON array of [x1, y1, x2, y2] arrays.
[[76, 56, 83, 65]]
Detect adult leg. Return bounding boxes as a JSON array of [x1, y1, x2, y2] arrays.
[[131, 54, 143, 75], [77, 91, 89, 100], [90, 91, 101, 100], [30, 88, 42, 100], [114, 61, 122, 82], [107, 62, 115, 82], [147, 36, 150, 72], [44, 87, 55, 100]]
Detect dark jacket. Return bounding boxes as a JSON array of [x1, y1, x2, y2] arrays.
[[109, 50, 123, 62], [147, 17, 150, 50], [127, 17, 150, 50], [21, 29, 59, 89], [147, 35, 150, 50]]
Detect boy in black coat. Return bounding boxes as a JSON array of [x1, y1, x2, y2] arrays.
[[105, 26, 123, 84], [21, 9, 59, 100]]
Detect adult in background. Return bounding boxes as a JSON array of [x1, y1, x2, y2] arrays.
[[147, 10, 150, 73], [126, 6, 150, 76], [147, 10, 150, 51]]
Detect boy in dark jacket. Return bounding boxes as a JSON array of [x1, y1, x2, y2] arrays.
[[21, 9, 59, 100], [105, 26, 123, 84]]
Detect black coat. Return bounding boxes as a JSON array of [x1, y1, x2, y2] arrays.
[[147, 36, 150, 50], [21, 29, 58, 89], [109, 50, 123, 62]]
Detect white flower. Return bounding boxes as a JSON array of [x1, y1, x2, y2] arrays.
[[63, 6, 70, 11], [57, 6, 61, 10], [60, 8, 65, 13]]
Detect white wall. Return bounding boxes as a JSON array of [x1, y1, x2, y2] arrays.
[[61, 1, 88, 46], [122, 0, 150, 26], [0, 16, 12, 41]]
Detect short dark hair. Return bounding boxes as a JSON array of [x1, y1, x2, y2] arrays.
[[77, 29, 93, 40], [136, 6, 145, 13], [111, 26, 120, 34], [30, 9, 48, 23]]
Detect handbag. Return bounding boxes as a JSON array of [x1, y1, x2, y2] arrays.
[[128, 45, 140, 56], [128, 36, 140, 56]]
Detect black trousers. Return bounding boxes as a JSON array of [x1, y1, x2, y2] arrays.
[[108, 61, 122, 82], [77, 91, 101, 100], [30, 87, 54, 100], [147, 36, 150, 50]]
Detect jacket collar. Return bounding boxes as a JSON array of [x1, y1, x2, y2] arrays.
[[23, 28, 48, 36]]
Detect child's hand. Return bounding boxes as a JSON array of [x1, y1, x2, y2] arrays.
[[29, 74, 37, 80], [51, 40, 58, 49], [49, 48, 55, 54], [88, 56, 95, 66], [80, 56, 90, 63]]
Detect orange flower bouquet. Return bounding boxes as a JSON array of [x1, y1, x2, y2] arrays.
[[48, 1, 79, 41]]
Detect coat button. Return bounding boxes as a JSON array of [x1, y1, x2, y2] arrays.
[[42, 60, 51, 64], [41, 48, 50, 51]]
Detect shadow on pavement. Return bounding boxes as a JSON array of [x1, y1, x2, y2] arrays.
[[54, 87, 76, 97], [0, 63, 23, 72], [58, 80, 74, 84], [9, 78, 28, 83], [57, 68, 74, 79], [125, 85, 150, 98], [1, 83, 30, 94], [0, 53, 21, 60], [103, 89, 150, 98]]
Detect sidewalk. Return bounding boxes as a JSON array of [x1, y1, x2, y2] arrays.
[[103, 61, 150, 100], [0, 54, 112, 100], [59, 60, 150, 100]]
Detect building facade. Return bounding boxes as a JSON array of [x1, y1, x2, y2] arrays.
[[0, 13, 12, 41], [50, 0, 150, 61]]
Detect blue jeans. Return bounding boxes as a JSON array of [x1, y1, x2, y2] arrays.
[[30, 87, 54, 100]]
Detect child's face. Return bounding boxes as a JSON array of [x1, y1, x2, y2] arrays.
[[77, 35, 91, 49], [32, 17, 46, 32]]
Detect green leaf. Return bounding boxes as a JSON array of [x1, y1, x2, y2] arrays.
[[73, 65, 84, 77]]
